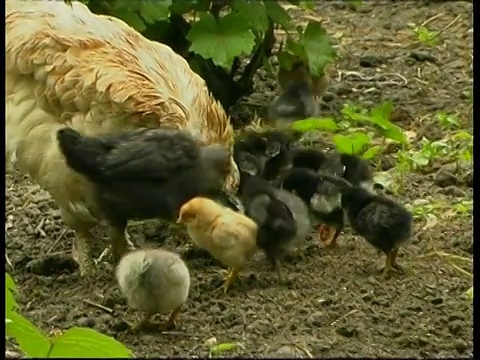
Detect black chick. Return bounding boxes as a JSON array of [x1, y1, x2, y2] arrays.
[[288, 149, 345, 247], [234, 130, 299, 183], [290, 149, 375, 246], [236, 155, 307, 285], [266, 79, 319, 130], [57, 127, 230, 258], [319, 174, 413, 278]]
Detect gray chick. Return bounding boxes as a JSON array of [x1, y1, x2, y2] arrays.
[[266, 79, 319, 130], [116, 249, 190, 332]]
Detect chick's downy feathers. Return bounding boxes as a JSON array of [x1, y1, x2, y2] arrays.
[[116, 249, 190, 317]]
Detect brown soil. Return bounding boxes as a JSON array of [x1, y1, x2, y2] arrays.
[[5, 2, 473, 358]]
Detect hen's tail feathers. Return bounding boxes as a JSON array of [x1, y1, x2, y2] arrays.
[[57, 128, 107, 182]]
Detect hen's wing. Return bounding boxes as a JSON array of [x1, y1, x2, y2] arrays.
[[101, 129, 200, 180]]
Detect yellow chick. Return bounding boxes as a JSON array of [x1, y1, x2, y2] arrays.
[[177, 197, 258, 293]]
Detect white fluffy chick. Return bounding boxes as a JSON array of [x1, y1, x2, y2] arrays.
[[116, 249, 190, 331]]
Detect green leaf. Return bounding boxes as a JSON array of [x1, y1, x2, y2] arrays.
[[264, 0, 293, 31], [232, 0, 269, 36], [379, 125, 407, 143], [333, 133, 370, 155], [290, 117, 338, 132], [49, 327, 133, 358], [112, 6, 147, 32], [362, 145, 382, 160], [6, 312, 51, 358], [210, 342, 239, 356], [187, 12, 256, 69], [408, 152, 430, 166], [302, 20, 336, 76], [170, 0, 202, 14], [139, 1, 171, 24], [6, 273, 18, 313], [466, 286, 473, 300], [370, 101, 393, 125]]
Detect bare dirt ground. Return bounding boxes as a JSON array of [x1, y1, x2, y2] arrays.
[[5, 2, 473, 358]]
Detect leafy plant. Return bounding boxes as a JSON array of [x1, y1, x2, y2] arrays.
[[435, 112, 461, 129], [70, 0, 336, 117], [408, 23, 440, 46], [6, 273, 133, 358]]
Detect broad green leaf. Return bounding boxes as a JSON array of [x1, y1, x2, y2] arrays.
[[264, 0, 293, 31], [302, 21, 336, 76], [170, 0, 202, 14], [139, 1, 171, 24], [408, 152, 430, 166], [290, 117, 338, 132], [233, 0, 269, 36], [187, 13, 256, 70], [362, 145, 382, 160], [112, 7, 147, 32], [50, 327, 133, 358], [6, 311, 51, 358], [285, 37, 307, 59], [333, 133, 370, 155]]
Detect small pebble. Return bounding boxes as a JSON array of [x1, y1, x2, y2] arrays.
[[336, 325, 358, 338], [359, 55, 384, 68], [409, 50, 437, 63], [77, 317, 96, 328]]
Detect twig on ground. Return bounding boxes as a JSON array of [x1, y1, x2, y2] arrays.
[[34, 218, 47, 238], [329, 309, 358, 326], [5, 253, 14, 269], [46, 229, 67, 255], [421, 13, 444, 27], [82, 299, 114, 314]]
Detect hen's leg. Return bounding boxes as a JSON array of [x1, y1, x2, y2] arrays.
[[71, 230, 95, 277]]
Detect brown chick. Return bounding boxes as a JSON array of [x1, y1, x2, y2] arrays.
[[116, 249, 190, 332], [176, 197, 258, 293], [277, 59, 330, 99]]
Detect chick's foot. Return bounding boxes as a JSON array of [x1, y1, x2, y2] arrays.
[[72, 231, 95, 277], [379, 249, 405, 279], [109, 227, 135, 263], [217, 268, 239, 294]]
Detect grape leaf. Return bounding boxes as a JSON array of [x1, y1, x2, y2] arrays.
[[6, 312, 51, 358], [170, 0, 202, 14], [50, 327, 133, 358], [302, 20, 336, 76], [264, 0, 293, 31], [139, 1, 171, 24], [187, 13, 256, 70], [110, 3, 147, 32], [233, 0, 269, 36]]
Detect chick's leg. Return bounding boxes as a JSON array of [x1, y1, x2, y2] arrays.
[[318, 225, 340, 247], [219, 268, 239, 294], [160, 306, 182, 331], [390, 248, 405, 273], [273, 258, 287, 285], [71, 230, 95, 277]]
